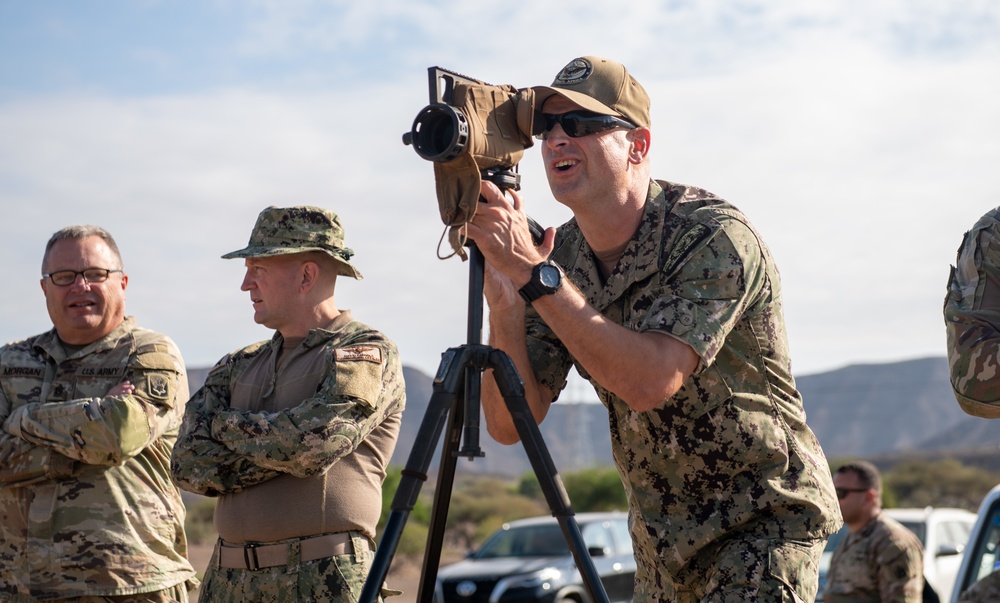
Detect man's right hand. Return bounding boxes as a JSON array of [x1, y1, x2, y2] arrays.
[[467, 181, 556, 292]]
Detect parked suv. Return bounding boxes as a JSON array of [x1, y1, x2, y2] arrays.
[[818, 507, 976, 602], [434, 512, 635, 603], [951, 484, 1000, 602]]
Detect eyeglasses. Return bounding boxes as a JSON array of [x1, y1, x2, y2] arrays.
[[43, 268, 123, 286], [536, 110, 636, 140], [835, 487, 870, 500]]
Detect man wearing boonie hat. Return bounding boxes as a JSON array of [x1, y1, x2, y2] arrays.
[[468, 57, 842, 602], [172, 206, 405, 602]]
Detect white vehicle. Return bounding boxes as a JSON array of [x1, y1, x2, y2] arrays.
[[818, 507, 976, 603], [950, 484, 1000, 603]]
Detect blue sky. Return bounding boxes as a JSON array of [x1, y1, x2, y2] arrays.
[[1, 1, 998, 398]]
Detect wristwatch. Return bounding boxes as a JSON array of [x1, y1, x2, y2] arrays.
[[519, 260, 563, 304]]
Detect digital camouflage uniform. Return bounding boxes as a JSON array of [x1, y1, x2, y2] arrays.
[[945, 207, 1000, 416], [824, 512, 924, 603], [170, 312, 405, 603], [0, 317, 197, 601], [526, 180, 842, 602]]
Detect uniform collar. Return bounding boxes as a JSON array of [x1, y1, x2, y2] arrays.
[[33, 316, 136, 362], [269, 310, 355, 352], [560, 180, 671, 312]]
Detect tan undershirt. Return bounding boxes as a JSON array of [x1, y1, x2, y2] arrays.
[[593, 239, 630, 280], [213, 315, 396, 543]]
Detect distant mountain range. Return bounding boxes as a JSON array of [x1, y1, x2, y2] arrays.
[[187, 356, 1000, 480]]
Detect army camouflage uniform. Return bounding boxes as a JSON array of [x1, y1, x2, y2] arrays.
[[171, 311, 405, 603], [526, 180, 842, 602], [824, 512, 924, 602], [945, 207, 1000, 416], [957, 570, 1000, 603], [0, 317, 197, 601]]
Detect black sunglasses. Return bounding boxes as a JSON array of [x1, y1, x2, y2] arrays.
[[535, 110, 636, 140], [835, 487, 869, 500]]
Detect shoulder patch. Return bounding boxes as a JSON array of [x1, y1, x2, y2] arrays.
[[335, 346, 383, 364], [660, 222, 714, 278]]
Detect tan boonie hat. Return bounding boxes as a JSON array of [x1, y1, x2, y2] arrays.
[[222, 205, 362, 279], [532, 56, 650, 129]]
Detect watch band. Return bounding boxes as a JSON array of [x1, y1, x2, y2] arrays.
[[518, 261, 562, 304]]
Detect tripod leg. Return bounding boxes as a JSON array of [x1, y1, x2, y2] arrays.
[[487, 349, 612, 603], [415, 388, 464, 603], [360, 348, 468, 603]]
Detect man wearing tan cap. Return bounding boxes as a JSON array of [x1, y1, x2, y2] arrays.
[[171, 206, 405, 602], [468, 57, 842, 602]]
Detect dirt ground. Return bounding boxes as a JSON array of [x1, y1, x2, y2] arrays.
[[187, 544, 424, 602]]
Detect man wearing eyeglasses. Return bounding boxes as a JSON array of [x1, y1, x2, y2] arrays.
[[825, 461, 923, 602], [0, 225, 197, 601], [468, 56, 842, 602]]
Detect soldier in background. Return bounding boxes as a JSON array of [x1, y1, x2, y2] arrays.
[[171, 206, 405, 603], [945, 207, 1000, 415], [824, 461, 924, 603], [0, 225, 197, 601]]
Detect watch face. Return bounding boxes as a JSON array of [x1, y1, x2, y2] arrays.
[[539, 264, 561, 288]]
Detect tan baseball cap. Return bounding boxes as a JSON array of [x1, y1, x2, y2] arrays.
[[532, 56, 650, 129], [222, 205, 362, 279]]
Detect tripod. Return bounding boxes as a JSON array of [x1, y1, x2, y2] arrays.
[[359, 242, 610, 603]]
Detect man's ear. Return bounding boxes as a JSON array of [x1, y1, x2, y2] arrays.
[[629, 127, 651, 164], [300, 260, 320, 292]]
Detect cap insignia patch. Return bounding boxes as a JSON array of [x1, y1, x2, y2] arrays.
[[554, 58, 593, 85]]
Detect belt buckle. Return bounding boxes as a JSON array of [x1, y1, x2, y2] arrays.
[[243, 542, 260, 571]]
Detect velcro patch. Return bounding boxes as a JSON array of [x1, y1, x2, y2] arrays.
[[335, 346, 383, 364], [145, 373, 172, 401]]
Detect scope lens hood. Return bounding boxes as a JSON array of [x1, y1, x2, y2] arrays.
[[409, 103, 469, 163]]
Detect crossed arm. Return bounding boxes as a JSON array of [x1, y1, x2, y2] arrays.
[[0, 348, 186, 486]]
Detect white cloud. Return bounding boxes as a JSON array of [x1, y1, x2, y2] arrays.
[[1, 0, 998, 383]]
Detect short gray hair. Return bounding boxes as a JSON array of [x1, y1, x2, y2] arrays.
[[42, 225, 124, 273]]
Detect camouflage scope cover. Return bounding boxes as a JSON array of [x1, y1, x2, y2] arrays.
[[409, 74, 535, 260]]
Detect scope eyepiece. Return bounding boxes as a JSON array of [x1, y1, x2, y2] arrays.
[[405, 103, 469, 163]]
